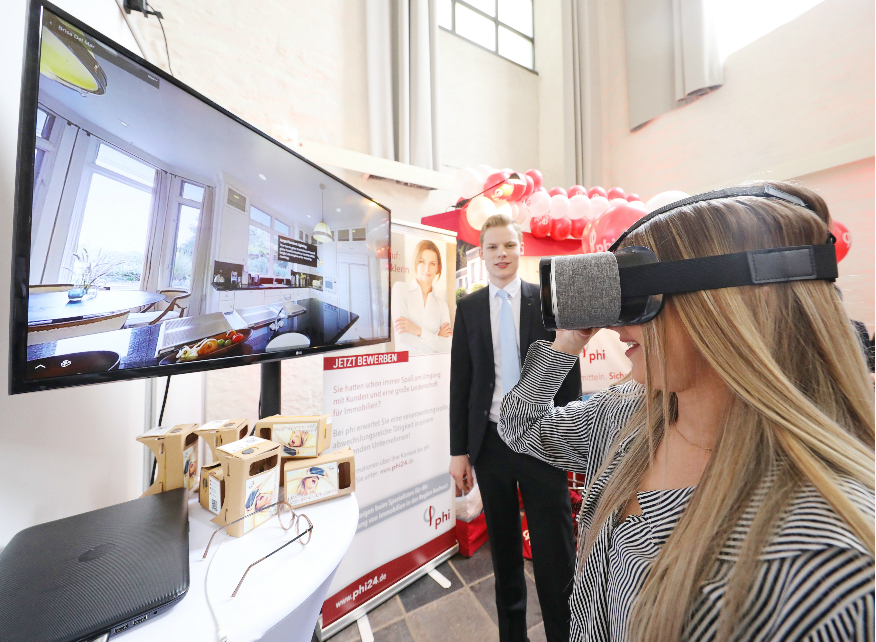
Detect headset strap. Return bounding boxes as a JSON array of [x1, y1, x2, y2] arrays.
[[609, 184, 811, 252], [620, 244, 838, 297]]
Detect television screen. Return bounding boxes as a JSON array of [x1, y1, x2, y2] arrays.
[[10, 2, 391, 394]]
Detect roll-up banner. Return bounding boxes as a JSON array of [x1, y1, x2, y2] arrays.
[[320, 221, 458, 631]]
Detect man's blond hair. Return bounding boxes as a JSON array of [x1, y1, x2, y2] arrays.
[[479, 213, 523, 246]]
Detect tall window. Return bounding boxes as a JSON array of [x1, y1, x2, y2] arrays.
[[169, 180, 206, 289], [247, 205, 295, 277], [73, 142, 155, 289], [438, 0, 534, 70], [33, 107, 57, 203]]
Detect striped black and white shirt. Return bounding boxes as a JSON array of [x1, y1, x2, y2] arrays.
[[499, 340, 875, 642]]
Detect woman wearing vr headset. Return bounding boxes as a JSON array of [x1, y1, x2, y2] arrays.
[[499, 181, 874, 642]]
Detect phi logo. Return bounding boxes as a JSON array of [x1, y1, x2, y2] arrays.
[[423, 505, 451, 530]]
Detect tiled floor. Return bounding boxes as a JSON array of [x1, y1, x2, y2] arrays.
[[324, 541, 547, 642]]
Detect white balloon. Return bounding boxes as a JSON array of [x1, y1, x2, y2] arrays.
[[513, 201, 531, 225], [474, 164, 495, 182], [645, 190, 690, 212], [527, 191, 551, 218], [608, 198, 628, 210], [590, 195, 610, 219], [455, 168, 485, 200], [495, 201, 512, 218], [466, 195, 497, 230], [520, 215, 532, 233], [628, 200, 648, 212], [550, 194, 570, 219], [568, 194, 591, 220]]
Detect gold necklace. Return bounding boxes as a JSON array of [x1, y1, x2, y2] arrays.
[[673, 426, 714, 452]]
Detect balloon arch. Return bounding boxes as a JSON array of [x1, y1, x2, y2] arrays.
[[422, 166, 852, 261]]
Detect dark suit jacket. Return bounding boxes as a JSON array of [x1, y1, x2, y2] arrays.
[[449, 280, 582, 464]]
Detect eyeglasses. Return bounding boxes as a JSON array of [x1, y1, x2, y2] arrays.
[[202, 500, 313, 597]]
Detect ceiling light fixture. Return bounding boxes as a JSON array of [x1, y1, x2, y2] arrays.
[[118, 119, 128, 127], [259, 174, 266, 180], [312, 183, 333, 243]]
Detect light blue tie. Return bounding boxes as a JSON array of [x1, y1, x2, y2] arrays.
[[497, 289, 520, 392]]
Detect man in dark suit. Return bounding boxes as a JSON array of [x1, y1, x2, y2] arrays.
[[449, 214, 581, 642]]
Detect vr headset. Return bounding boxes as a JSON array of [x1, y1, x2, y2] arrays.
[[540, 185, 838, 330]]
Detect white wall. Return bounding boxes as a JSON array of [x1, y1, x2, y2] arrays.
[[0, 0, 205, 547], [591, 0, 874, 329]]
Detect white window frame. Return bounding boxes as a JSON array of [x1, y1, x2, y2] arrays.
[[441, 0, 536, 72], [246, 202, 297, 277], [59, 136, 157, 290], [160, 176, 208, 290]]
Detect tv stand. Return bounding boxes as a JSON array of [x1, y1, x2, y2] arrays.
[[259, 361, 281, 418]]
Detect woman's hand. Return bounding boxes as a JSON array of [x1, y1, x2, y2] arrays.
[[438, 322, 452, 338], [552, 328, 597, 355], [394, 316, 422, 336]]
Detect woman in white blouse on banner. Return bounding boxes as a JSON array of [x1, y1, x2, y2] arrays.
[[392, 240, 452, 355]]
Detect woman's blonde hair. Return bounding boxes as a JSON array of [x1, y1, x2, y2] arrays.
[[413, 240, 442, 278], [577, 181, 874, 641]]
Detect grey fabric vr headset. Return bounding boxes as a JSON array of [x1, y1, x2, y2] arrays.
[[540, 185, 839, 331]]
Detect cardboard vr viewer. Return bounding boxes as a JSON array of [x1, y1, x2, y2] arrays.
[[137, 423, 199, 496], [283, 447, 355, 510], [195, 418, 250, 461], [211, 436, 281, 537], [254, 414, 332, 459]]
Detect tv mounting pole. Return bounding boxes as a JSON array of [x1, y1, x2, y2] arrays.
[[259, 362, 281, 418]]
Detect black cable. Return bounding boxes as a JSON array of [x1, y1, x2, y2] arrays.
[[147, 3, 173, 77], [150, 375, 172, 484]]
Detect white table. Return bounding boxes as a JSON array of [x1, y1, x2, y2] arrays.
[[124, 493, 358, 642]]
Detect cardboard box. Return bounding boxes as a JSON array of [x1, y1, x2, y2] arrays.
[[199, 463, 224, 515], [195, 419, 250, 461], [212, 436, 281, 537], [254, 414, 332, 458], [137, 423, 199, 496], [283, 447, 356, 510]]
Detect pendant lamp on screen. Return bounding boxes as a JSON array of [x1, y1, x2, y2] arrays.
[[313, 183, 333, 243]]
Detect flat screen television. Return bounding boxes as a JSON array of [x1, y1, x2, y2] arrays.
[[11, 1, 391, 394]]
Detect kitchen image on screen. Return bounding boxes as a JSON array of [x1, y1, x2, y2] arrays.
[[24, 9, 390, 381]]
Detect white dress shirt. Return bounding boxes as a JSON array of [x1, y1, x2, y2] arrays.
[[488, 277, 521, 422], [391, 280, 452, 355]]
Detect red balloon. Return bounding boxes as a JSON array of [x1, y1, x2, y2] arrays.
[[510, 174, 528, 201], [570, 217, 587, 239], [581, 218, 597, 252], [485, 171, 512, 200], [831, 220, 851, 262], [548, 187, 568, 198], [550, 217, 572, 240], [590, 203, 646, 253], [530, 215, 551, 238], [567, 185, 588, 197], [536, 186, 548, 193], [626, 193, 642, 202], [522, 174, 535, 199], [525, 169, 543, 191], [606, 187, 627, 200], [588, 186, 607, 199]]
